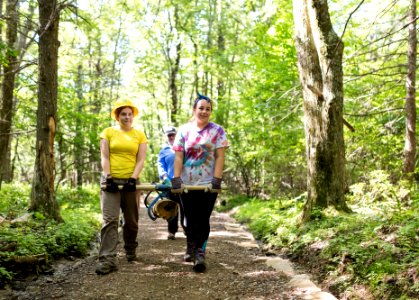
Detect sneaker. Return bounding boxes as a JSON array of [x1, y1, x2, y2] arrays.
[[184, 253, 193, 262], [95, 262, 118, 275], [184, 242, 195, 262], [192, 248, 206, 273], [167, 233, 176, 240]]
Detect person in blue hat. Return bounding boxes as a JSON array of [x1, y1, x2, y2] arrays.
[[157, 126, 183, 240]]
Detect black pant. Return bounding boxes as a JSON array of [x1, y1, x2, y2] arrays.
[[167, 212, 178, 233], [180, 190, 217, 249], [167, 194, 184, 234]]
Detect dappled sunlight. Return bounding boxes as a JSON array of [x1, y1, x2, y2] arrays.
[[209, 229, 243, 238], [233, 240, 258, 248], [142, 264, 168, 271], [162, 253, 184, 263], [218, 262, 235, 270], [167, 250, 186, 257], [212, 237, 258, 250], [309, 240, 329, 250], [241, 270, 277, 278], [146, 247, 176, 256], [165, 272, 197, 278]]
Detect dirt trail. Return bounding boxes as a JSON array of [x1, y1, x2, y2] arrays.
[[1, 202, 335, 300]]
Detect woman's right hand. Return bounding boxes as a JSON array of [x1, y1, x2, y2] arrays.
[[208, 177, 222, 193], [101, 175, 119, 193]]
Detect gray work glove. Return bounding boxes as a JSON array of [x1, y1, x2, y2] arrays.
[[171, 177, 184, 194], [207, 177, 222, 193]]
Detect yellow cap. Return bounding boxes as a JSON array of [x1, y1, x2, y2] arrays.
[[111, 99, 139, 120]]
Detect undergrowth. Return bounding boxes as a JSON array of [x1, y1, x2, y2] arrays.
[[0, 183, 101, 287], [218, 171, 418, 300], [0, 170, 417, 300]]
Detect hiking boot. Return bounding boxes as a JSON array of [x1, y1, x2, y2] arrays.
[[126, 250, 138, 262], [193, 248, 206, 273], [95, 262, 118, 275], [184, 242, 195, 262], [167, 232, 175, 240], [126, 254, 137, 262]]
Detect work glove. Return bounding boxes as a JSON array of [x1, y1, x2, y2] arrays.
[[162, 178, 171, 187], [171, 177, 184, 194], [207, 177, 222, 193], [122, 177, 137, 192], [101, 175, 119, 193]]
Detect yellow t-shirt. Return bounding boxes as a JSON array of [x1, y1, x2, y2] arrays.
[[100, 126, 148, 178]]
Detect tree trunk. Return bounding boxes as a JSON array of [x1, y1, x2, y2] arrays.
[[87, 54, 103, 185], [0, 0, 18, 186], [293, 0, 350, 222], [215, 18, 226, 125], [75, 64, 84, 186], [403, 0, 417, 174], [202, 0, 215, 96], [9, 1, 36, 184], [0, 0, 3, 75], [30, 0, 62, 222], [168, 5, 181, 126]]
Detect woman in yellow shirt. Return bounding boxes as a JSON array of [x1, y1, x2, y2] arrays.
[[96, 99, 147, 275]]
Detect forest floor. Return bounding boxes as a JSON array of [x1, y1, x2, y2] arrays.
[[0, 202, 337, 300]]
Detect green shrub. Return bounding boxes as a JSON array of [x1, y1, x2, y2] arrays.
[[0, 184, 101, 286], [0, 183, 31, 218], [222, 172, 418, 299]]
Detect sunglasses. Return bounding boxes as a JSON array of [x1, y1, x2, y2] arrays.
[[167, 134, 176, 137]]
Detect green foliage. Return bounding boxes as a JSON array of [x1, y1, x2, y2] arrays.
[[347, 170, 412, 216], [233, 197, 302, 243], [0, 267, 13, 281], [223, 171, 418, 299], [1, 0, 417, 296], [216, 194, 251, 212], [342, 0, 411, 187], [0, 184, 101, 286], [225, 2, 306, 197], [0, 183, 31, 218]]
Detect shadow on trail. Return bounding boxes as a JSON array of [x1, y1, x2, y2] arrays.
[[1, 203, 302, 300]]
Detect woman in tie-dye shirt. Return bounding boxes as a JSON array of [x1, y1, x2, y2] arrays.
[[171, 93, 229, 273]]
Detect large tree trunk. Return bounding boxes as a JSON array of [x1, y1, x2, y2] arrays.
[[0, 0, 18, 186], [167, 5, 181, 126], [0, 0, 3, 78], [30, 0, 62, 222], [403, 0, 417, 174], [293, 0, 350, 222]]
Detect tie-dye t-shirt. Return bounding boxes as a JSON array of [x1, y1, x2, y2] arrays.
[[172, 122, 229, 185]]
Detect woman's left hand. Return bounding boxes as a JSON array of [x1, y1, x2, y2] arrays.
[[122, 178, 137, 192]]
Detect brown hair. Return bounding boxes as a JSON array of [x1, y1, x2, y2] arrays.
[[115, 106, 133, 119]]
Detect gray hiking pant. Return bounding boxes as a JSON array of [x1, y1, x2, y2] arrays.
[[98, 178, 140, 264]]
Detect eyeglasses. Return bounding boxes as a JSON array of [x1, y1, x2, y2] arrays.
[[167, 134, 176, 137]]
